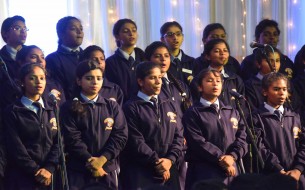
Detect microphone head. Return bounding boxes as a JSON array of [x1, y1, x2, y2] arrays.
[[249, 41, 257, 48], [49, 91, 58, 103]]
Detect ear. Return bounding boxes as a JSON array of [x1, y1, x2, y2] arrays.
[[76, 78, 81, 86], [255, 61, 261, 69], [161, 37, 165, 42], [206, 54, 210, 61], [137, 78, 144, 88], [262, 89, 267, 97], [197, 85, 203, 92]]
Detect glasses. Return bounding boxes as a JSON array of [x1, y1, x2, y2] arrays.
[[163, 31, 183, 38], [11, 26, 29, 32]]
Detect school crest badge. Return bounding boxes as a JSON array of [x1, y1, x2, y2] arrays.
[[230, 117, 238, 129], [293, 126, 301, 139], [187, 75, 194, 83], [50, 118, 58, 130], [109, 97, 117, 102], [285, 68, 293, 79], [104, 118, 114, 130], [167, 112, 177, 123]]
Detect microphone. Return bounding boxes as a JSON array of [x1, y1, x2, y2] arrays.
[[49, 91, 58, 104], [230, 90, 245, 100], [250, 41, 267, 48]]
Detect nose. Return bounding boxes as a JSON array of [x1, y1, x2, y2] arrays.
[[156, 78, 161, 85]]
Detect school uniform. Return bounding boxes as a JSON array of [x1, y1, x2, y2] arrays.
[[182, 98, 247, 189], [293, 74, 305, 125], [192, 54, 241, 77], [119, 92, 184, 190], [105, 47, 145, 103], [46, 45, 83, 100], [0, 114, 6, 190], [190, 67, 245, 109], [60, 94, 128, 190], [168, 50, 195, 86], [240, 48, 294, 81], [99, 78, 124, 106], [252, 104, 305, 189], [3, 96, 59, 190], [0, 45, 26, 80]]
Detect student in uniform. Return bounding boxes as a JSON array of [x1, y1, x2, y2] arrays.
[[60, 60, 128, 190], [182, 69, 247, 189], [119, 61, 183, 190], [46, 16, 84, 100], [240, 19, 294, 81], [3, 63, 59, 190], [251, 72, 305, 190], [16, 45, 65, 105], [80, 45, 124, 106], [0, 15, 27, 80], [160, 21, 195, 86], [190, 39, 245, 108], [192, 23, 241, 77], [105, 18, 145, 103]]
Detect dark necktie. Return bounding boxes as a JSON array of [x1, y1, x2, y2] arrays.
[[274, 109, 282, 120], [173, 58, 180, 66], [210, 103, 219, 114], [32, 101, 43, 121], [71, 50, 80, 59], [162, 77, 173, 100], [150, 97, 159, 116], [128, 56, 135, 66]]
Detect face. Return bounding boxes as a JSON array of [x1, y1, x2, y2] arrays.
[[23, 66, 46, 101], [198, 72, 222, 102], [206, 43, 229, 68], [61, 19, 84, 48], [138, 67, 162, 96], [263, 79, 288, 109], [161, 25, 184, 51], [77, 69, 103, 100], [115, 22, 138, 48], [4, 20, 27, 48], [258, 26, 279, 48], [258, 52, 281, 75], [89, 50, 105, 73], [203, 28, 227, 44], [24, 48, 46, 68], [149, 47, 171, 73]]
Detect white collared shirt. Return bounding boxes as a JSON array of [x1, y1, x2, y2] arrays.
[[6, 45, 18, 61], [61, 44, 80, 52], [137, 91, 158, 105], [256, 72, 264, 81], [119, 48, 135, 61], [21, 96, 45, 114], [172, 50, 182, 61], [80, 93, 98, 103], [200, 97, 220, 108], [264, 102, 284, 115]]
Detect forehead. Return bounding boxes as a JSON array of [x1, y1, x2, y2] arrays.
[[153, 47, 169, 54], [267, 52, 280, 58], [205, 72, 221, 79], [120, 22, 136, 30], [268, 79, 287, 88], [147, 67, 161, 76], [29, 48, 43, 55], [262, 26, 278, 33], [91, 50, 104, 56], [212, 43, 227, 49], [67, 19, 82, 27], [209, 28, 226, 35], [83, 69, 103, 76], [29, 66, 45, 75], [11, 20, 26, 27], [165, 25, 181, 32]]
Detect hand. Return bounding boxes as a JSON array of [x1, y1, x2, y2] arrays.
[[35, 168, 52, 186], [87, 156, 107, 170], [50, 89, 61, 100], [219, 155, 235, 168], [280, 170, 286, 174], [162, 170, 171, 182], [92, 167, 108, 178], [285, 169, 301, 181], [155, 158, 172, 174], [225, 165, 236, 177]]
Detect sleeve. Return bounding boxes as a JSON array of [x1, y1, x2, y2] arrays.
[[99, 102, 128, 161], [182, 108, 224, 163], [0, 114, 6, 177], [3, 111, 40, 175], [60, 103, 92, 162], [43, 126, 59, 173], [245, 80, 259, 110], [165, 110, 184, 163], [252, 113, 284, 172], [123, 103, 160, 165], [227, 110, 248, 161], [292, 114, 305, 173], [115, 86, 124, 107]]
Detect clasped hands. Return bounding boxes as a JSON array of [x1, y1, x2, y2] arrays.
[[86, 156, 108, 178], [155, 158, 172, 183], [219, 155, 236, 177]]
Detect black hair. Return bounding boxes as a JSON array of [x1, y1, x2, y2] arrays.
[[144, 41, 169, 60], [256, 173, 298, 190], [228, 173, 265, 190], [135, 61, 161, 80], [294, 45, 305, 73], [71, 60, 103, 116], [160, 21, 183, 38], [16, 45, 42, 65], [1, 15, 26, 42], [204, 38, 230, 55], [56, 16, 81, 45], [262, 72, 289, 91], [255, 19, 280, 41], [80, 45, 105, 62], [112, 18, 137, 47], [255, 47, 281, 67], [202, 23, 226, 42]]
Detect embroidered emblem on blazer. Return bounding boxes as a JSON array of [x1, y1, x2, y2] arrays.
[[167, 112, 177, 123], [230, 117, 238, 129], [104, 118, 114, 130], [50, 118, 58, 130], [293, 126, 301, 139], [109, 97, 117, 102]]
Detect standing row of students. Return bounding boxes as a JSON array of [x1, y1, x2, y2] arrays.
[[0, 14, 305, 190]]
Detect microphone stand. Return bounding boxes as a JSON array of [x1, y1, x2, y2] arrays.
[[52, 99, 69, 190], [234, 98, 265, 172]]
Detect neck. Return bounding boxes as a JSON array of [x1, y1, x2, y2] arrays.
[[121, 46, 135, 55], [170, 49, 180, 57]]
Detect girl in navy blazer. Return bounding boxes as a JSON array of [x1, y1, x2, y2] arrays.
[[182, 69, 247, 189], [60, 60, 128, 190], [3, 63, 59, 190], [252, 72, 305, 190], [120, 61, 184, 190]]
